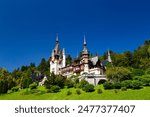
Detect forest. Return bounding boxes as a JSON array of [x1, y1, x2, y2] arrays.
[[0, 40, 150, 95]]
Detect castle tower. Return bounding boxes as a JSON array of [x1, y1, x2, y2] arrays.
[[50, 34, 63, 75], [107, 49, 113, 67], [107, 49, 112, 63], [81, 35, 89, 73]]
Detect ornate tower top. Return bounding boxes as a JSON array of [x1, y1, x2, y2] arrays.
[[54, 34, 60, 54], [82, 35, 88, 54]]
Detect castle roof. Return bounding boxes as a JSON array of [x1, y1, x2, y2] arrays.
[[90, 56, 98, 65]]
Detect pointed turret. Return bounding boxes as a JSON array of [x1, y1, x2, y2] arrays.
[[82, 35, 88, 54], [81, 35, 89, 73], [50, 34, 63, 75], [54, 34, 60, 54], [56, 33, 59, 43], [108, 49, 112, 63]]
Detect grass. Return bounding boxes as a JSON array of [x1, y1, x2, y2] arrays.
[[0, 85, 150, 100]]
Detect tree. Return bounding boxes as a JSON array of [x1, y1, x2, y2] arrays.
[[44, 73, 66, 89], [38, 58, 49, 74], [0, 79, 8, 94], [20, 77, 33, 89], [0, 68, 9, 79], [0, 68, 14, 94], [106, 67, 131, 82], [66, 54, 72, 65]]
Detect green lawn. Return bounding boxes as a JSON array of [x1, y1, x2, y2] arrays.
[[0, 85, 150, 100]]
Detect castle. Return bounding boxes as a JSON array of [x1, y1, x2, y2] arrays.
[[49, 35, 108, 85]]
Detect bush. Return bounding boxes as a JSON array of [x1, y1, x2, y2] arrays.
[[76, 89, 81, 95], [132, 76, 141, 80], [103, 81, 114, 89], [44, 73, 66, 89], [121, 87, 127, 91], [141, 78, 150, 86], [121, 80, 132, 89], [11, 86, 19, 92], [47, 85, 60, 93], [82, 84, 95, 92], [98, 80, 106, 84], [66, 91, 72, 96], [114, 89, 118, 93], [65, 79, 74, 88], [131, 69, 145, 76], [113, 82, 121, 89], [145, 68, 150, 74], [73, 78, 80, 84], [55, 75, 66, 88], [131, 80, 142, 89], [142, 75, 150, 79], [79, 79, 89, 89], [20, 77, 33, 89], [97, 89, 103, 94], [29, 82, 38, 90]]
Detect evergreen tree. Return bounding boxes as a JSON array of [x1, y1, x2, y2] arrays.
[[66, 54, 72, 65], [38, 58, 49, 75]]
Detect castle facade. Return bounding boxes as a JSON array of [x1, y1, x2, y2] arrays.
[[49, 35, 107, 85]]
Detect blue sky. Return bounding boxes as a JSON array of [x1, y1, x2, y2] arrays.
[[0, 0, 150, 71]]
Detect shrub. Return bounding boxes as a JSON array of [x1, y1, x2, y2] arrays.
[[114, 89, 118, 93], [66, 91, 72, 96], [76, 89, 81, 95], [131, 80, 142, 89], [141, 78, 150, 86], [98, 80, 106, 84], [82, 84, 95, 92], [121, 87, 127, 91], [29, 82, 38, 90], [121, 80, 132, 89], [11, 86, 19, 92], [131, 69, 145, 76], [44, 73, 66, 89], [132, 76, 141, 80], [47, 85, 60, 93], [74, 83, 80, 88], [103, 81, 114, 89], [113, 82, 121, 89], [55, 75, 66, 88], [44, 81, 52, 89], [79, 79, 89, 89], [20, 77, 33, 89], [73, 78, 79, 84], [65, 79, 74, 88], [145, 68, 150, 74], [97, 89, 103, 94], [142, 75, 150, 79]]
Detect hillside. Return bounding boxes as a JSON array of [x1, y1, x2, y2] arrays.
[[0, 85, 150, 100]]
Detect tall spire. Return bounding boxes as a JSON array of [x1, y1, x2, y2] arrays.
[[84, 35, 86, 46], [83, 35, 88, 53], [108, 49, 112, 63], [56, 33, 59, 43], [54, 33, 60, 54]]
